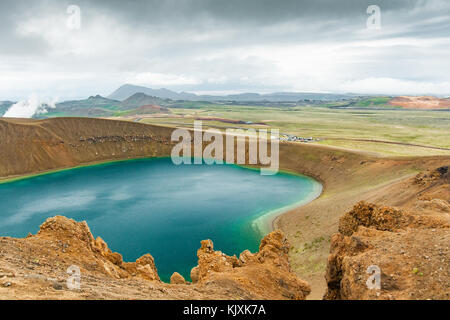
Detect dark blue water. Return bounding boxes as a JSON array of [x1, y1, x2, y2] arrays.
[[0, 158, 319, 281]]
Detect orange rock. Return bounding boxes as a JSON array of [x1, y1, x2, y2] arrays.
[[1, 215, 310, 299], [190, 266, 200, 284], [325, 203, 449, 300], [191, 230, 311, 299], [170, 272, 187, 284]]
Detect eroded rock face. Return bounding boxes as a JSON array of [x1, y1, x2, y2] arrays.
[[190, 266, 200, 284], [414, 166, 449, 186], [195, 239, 239, 282], [170, 272, 187, 284], [38, 215, 95, 245], [325, 201, 449, 300], [125, 254, 160, 281], [192, 230, 311, 300], [0, 215, 310, 299], [38, 216, 160, 281], [338, 201, 413, 236]]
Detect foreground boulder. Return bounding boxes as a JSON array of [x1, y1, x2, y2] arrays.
[[170, 272, 187, 285], [324, 201, 449, 300]]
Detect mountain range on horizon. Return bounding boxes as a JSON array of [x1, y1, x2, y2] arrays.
[[108, 84, 356, 102], [1, 84, 449, 119], [2, 84, 449, 108]]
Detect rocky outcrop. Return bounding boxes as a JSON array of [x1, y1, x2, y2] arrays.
[[324, 201, 449, 300], [170, 272, 187, 285], [191, 230, 311, 300], [0, 216, 310, 300], [193, 239, 239, 282], [36, 216, 160, 281], [338, 202, 413, 236], [414, 166, 449, 186]]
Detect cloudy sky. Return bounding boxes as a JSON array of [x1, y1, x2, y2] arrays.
[[0, 0, 449, 100]]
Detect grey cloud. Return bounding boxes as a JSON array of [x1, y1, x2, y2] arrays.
[[0, 0, 449, 98], [87, 0, 418, 25], [0, 1, 50, 55]]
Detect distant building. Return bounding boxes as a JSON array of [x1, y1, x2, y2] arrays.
[[279, 133, 316, 143]]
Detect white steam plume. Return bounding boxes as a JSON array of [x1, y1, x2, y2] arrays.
[[3, 95, 58, 118]]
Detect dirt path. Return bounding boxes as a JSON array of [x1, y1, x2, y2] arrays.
[[323, 137, 450, 151]]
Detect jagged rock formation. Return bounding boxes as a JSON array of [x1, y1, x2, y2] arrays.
[[190, 231, 311, 299], [34, 216, 161, 281], [337, 202, 414, 236], [169, 272, 186, 285], [324, 201, 449, 300], [0, 216, 310, 300]]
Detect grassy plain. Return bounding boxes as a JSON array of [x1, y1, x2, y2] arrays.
[[123, 103, 450, 157]]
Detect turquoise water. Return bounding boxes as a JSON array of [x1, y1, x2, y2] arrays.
[[0, 158, 319, 281]]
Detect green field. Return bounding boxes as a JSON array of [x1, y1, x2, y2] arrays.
[[132, 102, 450, 157]]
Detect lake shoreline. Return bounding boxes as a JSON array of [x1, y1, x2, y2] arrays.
[[0, 155, 322, 281], [0, 156, 324, 239], [0, 154, 324, 276], [251, 180, 323, 236], [0, 156, 170, 184]]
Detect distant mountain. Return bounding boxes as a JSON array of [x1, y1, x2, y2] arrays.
[[0, 101, 14, 116], [259, 92, 353, 101], [108, 84, 354, 102], [109, 84, 197, 101], [119, 104, 170, 116], [200, 92, 352, 102], [0, 101, 14, 106], [56, 95, 120, 109], [35, 93, 170, 118], [33, 95, 122, 118], [119, 93, 168, 109]]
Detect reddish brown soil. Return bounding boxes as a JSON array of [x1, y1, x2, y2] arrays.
[[389, 96, 450, 109]]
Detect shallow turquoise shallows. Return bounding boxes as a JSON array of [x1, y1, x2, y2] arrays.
[[0, 158, 320, 281]]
